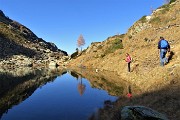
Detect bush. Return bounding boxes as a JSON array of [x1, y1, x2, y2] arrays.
[[159, 0, 176, 13], [170, 0, 176, 4], [128, 35, 132, 39], [139, 15, 147, 23], [104, 39, 123, 55], [160, 4, 170, 14], [111, 38, 123, 49], [149, 17, 161, 24], [144, 38, 148, 42]]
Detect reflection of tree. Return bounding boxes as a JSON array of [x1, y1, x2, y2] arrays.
[[69, 70, 86, 96], [77, 76, 86, 96], [70, 68, 128, 96]]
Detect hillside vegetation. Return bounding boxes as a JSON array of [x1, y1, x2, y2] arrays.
[[68, 0, 180, 92]]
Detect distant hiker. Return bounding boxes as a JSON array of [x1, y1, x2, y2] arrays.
[[125, 53, 132, 72], [158, 37, 170, 66]]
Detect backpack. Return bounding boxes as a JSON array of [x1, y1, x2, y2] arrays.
[[160, 40, 169, 49]]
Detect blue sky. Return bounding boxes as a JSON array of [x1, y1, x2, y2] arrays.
[[0, 0, 164, 54]]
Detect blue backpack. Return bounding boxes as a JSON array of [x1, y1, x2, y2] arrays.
[[161, 40, 169, 49]]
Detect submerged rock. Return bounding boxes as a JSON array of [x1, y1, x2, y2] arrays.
[[121, 106, 168, 120]]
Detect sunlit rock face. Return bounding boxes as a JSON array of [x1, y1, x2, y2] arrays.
[[0, 10, 68, 68]]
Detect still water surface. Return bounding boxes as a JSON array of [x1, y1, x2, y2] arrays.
[[0, 69, 117, 120]]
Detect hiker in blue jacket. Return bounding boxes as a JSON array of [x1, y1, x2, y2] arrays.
[[158, 37, 170, 66]]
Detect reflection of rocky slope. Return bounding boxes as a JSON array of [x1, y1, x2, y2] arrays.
[[70, 68, 141, 96], [0, 10, 68, 67], [0, 68, 66, 119]]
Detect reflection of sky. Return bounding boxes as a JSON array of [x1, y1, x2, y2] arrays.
[[1, 73, 117, 120]]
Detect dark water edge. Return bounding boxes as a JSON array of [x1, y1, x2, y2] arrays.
[[0, 68, 125, 120]]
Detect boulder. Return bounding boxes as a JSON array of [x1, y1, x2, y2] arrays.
[[121, 106, 168, 120], [49, 61, 58, 69]]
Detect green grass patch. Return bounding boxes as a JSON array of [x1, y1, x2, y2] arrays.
[[158, 0, 176, 14], [139, 15, 147, 23], [160, 4, 170, 14], [149, 17, 161, 24], [170, 0, 176, 4], [104, 38, 123, 55]]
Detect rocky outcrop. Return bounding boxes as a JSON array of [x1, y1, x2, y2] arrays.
[[86, 42, 103, 54], [0, 10, 68, 68], [121, 106, 168, 120]]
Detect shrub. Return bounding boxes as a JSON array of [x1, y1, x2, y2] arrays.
[[149, 17, 161, 24], [139, 15, 147, 23], [170, 0, 176, 4], [100, 54, 105, 58], [160, 4, 170, 14], [128, 35, 132, 39], [104, 38, 123, 55], [144, 38, 148, 42]]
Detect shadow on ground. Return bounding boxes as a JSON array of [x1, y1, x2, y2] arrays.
[[0, 35, 37, 59], [89, 78, 180, 120]]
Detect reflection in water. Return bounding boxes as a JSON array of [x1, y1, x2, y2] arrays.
[[0, 68, 131, 120], [77, 76, 86, 96], [69, 69, 140, 120], [70, 71, 79, 80], [127, 85, 132, 98], [70, 69, 129, 96], [0, 68, 66, 119]]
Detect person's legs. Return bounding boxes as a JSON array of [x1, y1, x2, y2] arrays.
[[160, 49, 167, 66], [128, 62, 130, 72], [164, 52, 168, 64], [160, 50, 164, 66]]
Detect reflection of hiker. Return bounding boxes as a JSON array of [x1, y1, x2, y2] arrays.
[[125, 53, 132, 72], [127, 85, 132, 98], [158, 37, 170, 66]]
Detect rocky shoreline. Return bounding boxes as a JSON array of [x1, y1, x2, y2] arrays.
[[0, 54, 70, 70]]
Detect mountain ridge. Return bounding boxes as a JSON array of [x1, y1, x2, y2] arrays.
[[0, 10, 68, 68]]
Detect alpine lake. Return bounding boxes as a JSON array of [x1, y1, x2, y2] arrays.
[[0, 67, 131, 120]]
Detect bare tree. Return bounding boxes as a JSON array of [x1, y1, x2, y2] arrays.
[[150, 6, 154, 14], [77, 34, 85, 52]]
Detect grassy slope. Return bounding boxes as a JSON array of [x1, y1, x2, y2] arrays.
[[69, 1, 180, 119], [69, 0, 180, 92]]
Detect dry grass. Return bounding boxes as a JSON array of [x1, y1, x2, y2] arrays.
[[68, 1, 180, 114], [68, 1, 180, 119]]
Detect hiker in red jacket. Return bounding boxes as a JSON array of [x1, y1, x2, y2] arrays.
[[125, 53, 132, 72]]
